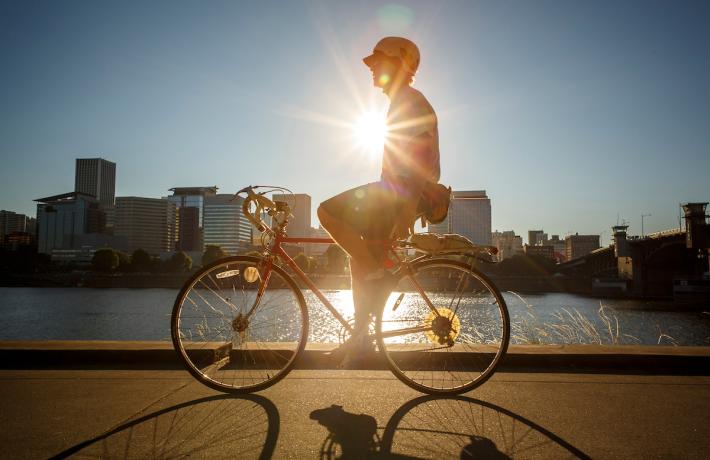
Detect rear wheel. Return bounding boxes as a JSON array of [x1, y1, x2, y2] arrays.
[[171, 256, 308, 393], [376, 258, 509, 394]]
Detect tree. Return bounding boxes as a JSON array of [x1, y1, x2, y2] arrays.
[[92, 248, 119, 272], [325, 245, 348, 274], [117, 251, 131, 272], [492, 254, 557, 277], [307, 256, 318, 273], [294, 253, 310, 272], [202, 245, 229, 266], [131, 249, 152, 272], [164, 251, 193, 273]]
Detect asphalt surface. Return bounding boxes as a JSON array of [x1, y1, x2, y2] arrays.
[[1, 369, 708, 459]]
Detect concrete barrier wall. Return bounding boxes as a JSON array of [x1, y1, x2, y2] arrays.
[[1, 341, 709, 373]]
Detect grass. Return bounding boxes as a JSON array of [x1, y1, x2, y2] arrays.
[[507, 292, 665, 346]]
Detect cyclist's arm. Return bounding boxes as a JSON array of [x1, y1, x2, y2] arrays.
[[389, 131, 436, 237]]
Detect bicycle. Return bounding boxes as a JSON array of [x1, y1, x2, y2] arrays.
[[171, 185, 510, 395]]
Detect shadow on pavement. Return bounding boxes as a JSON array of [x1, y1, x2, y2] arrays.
[[310, 404, 417, 459], [50, 394, 279, 459], [381, 395, 592, 459], [310, 396, 591, 459]]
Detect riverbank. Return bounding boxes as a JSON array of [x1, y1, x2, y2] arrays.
[[2, 340, 709, 373], [0, 271, 657, 297]]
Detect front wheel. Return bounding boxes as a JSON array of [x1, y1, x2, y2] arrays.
[[376, 258, 509, 394], [171, 255, 308, 393]]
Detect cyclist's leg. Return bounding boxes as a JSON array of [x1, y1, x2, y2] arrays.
[[319, 181, 400, 270], [350, 259, 368, 330]]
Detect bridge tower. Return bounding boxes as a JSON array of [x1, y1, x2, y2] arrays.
[[612, 225, 633, 281], [683, 202, 710, 274]]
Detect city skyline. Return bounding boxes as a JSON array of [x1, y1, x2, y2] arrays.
[[1, 1, 708, 240], [1, 153, 704, 247]]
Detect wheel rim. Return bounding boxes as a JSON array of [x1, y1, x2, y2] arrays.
[[172, 258, 306, 391], [378, 260, 509, 393]]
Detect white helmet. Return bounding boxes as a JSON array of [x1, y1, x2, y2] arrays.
[[363, 36, 420, 75]]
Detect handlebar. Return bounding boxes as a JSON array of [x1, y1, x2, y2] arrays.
[[237, 186, 276, 233]]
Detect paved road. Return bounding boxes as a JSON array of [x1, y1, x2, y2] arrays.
[[0, 369, 708, 459]]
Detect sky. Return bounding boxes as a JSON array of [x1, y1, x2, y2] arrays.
[[1, 0, 708, 245]]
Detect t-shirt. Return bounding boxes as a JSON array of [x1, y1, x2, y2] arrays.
[[381, 86, 440, 185]]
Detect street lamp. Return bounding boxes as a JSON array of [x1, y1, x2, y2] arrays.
[[641, 213, 651, 238]]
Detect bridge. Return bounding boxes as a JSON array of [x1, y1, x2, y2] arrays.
[[558, 203, 710, 300]]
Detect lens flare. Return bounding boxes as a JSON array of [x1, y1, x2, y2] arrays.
[[378, 74, 391, 86], [353, 111, 387, 156]]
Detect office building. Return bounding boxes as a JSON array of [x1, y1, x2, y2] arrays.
[[543, 234, 567, 263], [565, 234, 600, 261], [75, 158, 116, 208], [203, 194, 252, 255], [272, 193, 312, 238], [0, 210, 35, 239], [114, 197, 178, 254], [528, 230, 547, 246], [35, 192, 106, 254], [524, 244, 555, 259], [428, 190, 491, 245], [167, 186, 218, 251], [491, 230, 523, 261], [304, 226, 331, 258]]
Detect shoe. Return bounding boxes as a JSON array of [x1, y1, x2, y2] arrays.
[[328, 332, 376, 368]]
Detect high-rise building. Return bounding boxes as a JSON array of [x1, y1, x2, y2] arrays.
[[543, 234, 567, 263], [0, 210, 34, 239], [114, 197, 178, 255], [491, 230, 523, 261], [428, 190, 491, 245], [565, 234, 600, 261], [304, 226, 331, 258], [35, 192, 106, 254], [272, 193, 312, 238], [74, 158, 116, 208], [528, 230, 547, 246], [203, 194, 252, 255], [166, 186, 218, 251], [524, 244, 555, 259]]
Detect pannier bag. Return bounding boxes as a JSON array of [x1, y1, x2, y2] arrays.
[[409, 233, 487, 255]]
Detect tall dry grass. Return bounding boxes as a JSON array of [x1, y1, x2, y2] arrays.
[[506, 292, 669, 345]]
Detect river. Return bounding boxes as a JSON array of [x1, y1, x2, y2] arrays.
[[0, 287, 708, 345]]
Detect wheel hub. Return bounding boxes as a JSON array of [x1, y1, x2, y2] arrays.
[[424, 308, 460, 346], [232, 313, 249, 332]]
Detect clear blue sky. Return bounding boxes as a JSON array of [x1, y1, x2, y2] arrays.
[[1, 0, 708, 244]]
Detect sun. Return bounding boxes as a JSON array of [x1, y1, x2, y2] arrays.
[[353, 110, 388, 156]]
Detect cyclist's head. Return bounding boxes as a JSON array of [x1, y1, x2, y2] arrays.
[[363, 37, 419, 89]]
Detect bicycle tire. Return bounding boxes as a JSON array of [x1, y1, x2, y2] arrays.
[[171, 255, 308, 393], [376, 258, 509, 395]]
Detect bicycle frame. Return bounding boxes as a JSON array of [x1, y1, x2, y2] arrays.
[[266, 234, 355, 334], [252, 234, 439, 339], [238, 186, 447, 340]]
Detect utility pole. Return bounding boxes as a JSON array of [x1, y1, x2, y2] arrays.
[[641, 213, 651, 238]]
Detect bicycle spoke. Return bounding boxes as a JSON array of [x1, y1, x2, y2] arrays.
[[378, 259, 509, 394], [171, 257, 307, 393]]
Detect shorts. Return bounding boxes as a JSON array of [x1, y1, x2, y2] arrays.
[[320, 181, 407, 241]]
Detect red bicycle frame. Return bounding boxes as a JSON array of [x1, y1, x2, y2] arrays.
[[259, 235, 355, 334]]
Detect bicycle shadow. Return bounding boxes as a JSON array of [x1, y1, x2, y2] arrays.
[[50, 394, 279, 459], [381, 395, 592, 459], [309, 404, 417, 459], [311, 396, 591, 459]]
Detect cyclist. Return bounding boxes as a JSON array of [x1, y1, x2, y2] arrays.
[[317, 36, 440, 361]]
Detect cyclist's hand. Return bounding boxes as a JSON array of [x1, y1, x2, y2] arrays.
[[391, 212, 414, 240]]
